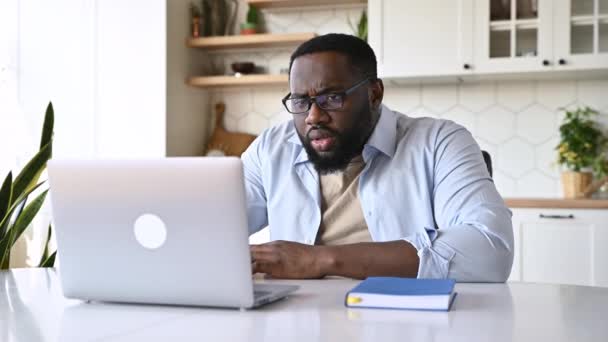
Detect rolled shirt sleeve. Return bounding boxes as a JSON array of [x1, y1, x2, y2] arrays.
[[404, 124, 514, 282]]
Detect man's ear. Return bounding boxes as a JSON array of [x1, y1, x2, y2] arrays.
[[369, 78, 384, 110]]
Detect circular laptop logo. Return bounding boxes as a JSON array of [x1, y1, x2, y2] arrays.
[[133, 213, 167, 249]]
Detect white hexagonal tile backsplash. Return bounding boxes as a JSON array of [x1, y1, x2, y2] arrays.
[[516, 105, 557, 144], [422, 84, 458, 114], [517, 171, 560, 197], [476, 105, 516, 144], [238, 113, 269, 136], [459, 82, 495, 113], [535, 138, 560, 178], [253, 88, 286, 118], [497, 138, 535, 178], [497, 81, 536, 112], [578, 79, 608, 110], [537, 80, 576, 110], [383, 85, 420, 114], [442, 106, 476, 136]]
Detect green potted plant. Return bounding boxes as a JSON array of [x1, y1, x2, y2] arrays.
[[556, 106, 608, 198], [240, 4, 258, 35], [0, 102, 56, 269]]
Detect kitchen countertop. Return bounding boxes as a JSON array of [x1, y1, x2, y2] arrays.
[[504, 198, 608, 209]]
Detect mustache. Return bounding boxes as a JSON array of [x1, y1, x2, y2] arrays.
[[306, 126, 339, 140]]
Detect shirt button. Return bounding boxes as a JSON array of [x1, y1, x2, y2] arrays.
[[305, 238, 312, 244]]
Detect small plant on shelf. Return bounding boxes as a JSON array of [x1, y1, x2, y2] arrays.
[[241, 4, 258, 35]]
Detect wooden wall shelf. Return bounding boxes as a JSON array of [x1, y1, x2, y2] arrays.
[[188, 74, 288, 88], [187, 33, 315, 50], [246, 0, 366, 9]]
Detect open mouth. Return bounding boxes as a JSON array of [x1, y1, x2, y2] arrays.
[[307, 130, 337, 152]]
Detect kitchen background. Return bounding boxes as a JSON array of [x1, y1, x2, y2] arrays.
[[2, 0, 607, 199], [201, 3, 608, 198], [2, 0, 608, 284]]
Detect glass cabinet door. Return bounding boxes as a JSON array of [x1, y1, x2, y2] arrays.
[[476, 0, 553, 72], [554, 0, 608, 69]]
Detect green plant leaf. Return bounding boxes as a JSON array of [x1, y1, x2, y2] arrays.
[[11, 142, 52, 205], [358, 11, 366, 32], [0, 181, 45, 245], [38, 223, 52, 267], [40, 102, 54, 152], [39, 251, 56, 268], [246, 4, 258, 24], [0, 172, 13, 239], [0, 189, 49, 269]]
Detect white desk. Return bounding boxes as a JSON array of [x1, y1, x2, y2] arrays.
[[2, 268, 607, 341]]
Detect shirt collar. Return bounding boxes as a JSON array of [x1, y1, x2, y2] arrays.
[[364, 104, 397, 159], [286, 104, 397, 165]]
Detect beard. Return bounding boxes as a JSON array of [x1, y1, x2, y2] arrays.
[[297, 103, 375, 175]]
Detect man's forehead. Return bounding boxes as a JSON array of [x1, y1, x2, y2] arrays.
[[290, 52, 350, 73], [289, 52, 353, 93]]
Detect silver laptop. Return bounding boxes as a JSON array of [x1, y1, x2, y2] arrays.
[[47, 157, 298, 309]]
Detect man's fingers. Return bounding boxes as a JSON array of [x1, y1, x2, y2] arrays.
[[251, 250, 280, 264], [252, 260, 274, 275], [250, 243, 279, 253]]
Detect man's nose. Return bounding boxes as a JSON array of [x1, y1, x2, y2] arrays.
[[304, 101, 330, 126]]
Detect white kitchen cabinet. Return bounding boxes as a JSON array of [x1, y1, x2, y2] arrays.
[[553, 0, 608, 70], [474, 0, 553, 73], [368, 0, 474, 78], [370, 0, 608, 79], [509, 208, 608, 287], [475, 0, 608, 73]]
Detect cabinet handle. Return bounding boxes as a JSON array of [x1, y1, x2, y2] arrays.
[[463, 63, 471, 70], [539, 214, 575, 219], [542, 59, 550, 66], [558, 59, 567, 65]]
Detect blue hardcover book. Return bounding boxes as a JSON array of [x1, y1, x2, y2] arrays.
[[345, 277, 457, 311]]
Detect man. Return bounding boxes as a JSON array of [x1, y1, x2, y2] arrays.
[[244, 34, 513, 282]]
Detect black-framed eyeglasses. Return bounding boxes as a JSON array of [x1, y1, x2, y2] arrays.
[[281, 77, 371, 115]]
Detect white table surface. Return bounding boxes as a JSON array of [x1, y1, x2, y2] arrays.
[[1, 268, 607, 342]]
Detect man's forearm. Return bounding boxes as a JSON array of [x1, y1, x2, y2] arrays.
[[316, 240, 420, 279]]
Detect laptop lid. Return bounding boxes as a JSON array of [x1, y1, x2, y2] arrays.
[[48, 157, 256, 308]]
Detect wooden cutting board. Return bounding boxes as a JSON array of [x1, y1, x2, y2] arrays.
[[204, 102, 257, 157]]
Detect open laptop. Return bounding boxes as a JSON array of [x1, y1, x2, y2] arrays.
[[47, 157, 298, 309]]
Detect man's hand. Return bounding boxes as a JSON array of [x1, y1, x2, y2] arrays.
[[250, 241, 329, 279], [250, 240, 419, 280]]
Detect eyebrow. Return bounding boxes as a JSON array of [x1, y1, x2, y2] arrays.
[[290, 85, 345, 97]]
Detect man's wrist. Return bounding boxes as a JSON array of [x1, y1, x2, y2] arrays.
[[314, 245, 337, 277]]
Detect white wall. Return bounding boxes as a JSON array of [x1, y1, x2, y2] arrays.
[[95, 0, 167, 158], [10, 0, 96, 160], [7, 0, 168, 161]]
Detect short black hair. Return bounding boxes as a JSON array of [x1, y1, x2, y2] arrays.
[[289, 33, 377, 79]]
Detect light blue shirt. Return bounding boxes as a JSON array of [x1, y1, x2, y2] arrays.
[[242, 105, 513, 282]]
